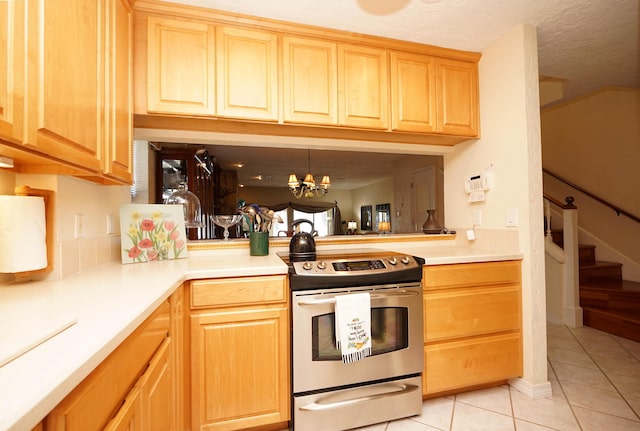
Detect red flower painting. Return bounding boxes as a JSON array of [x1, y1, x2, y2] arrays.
[[121, 206, 187, 263]]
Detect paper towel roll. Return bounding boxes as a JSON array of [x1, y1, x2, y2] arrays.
[[0, 196, 48, 273]]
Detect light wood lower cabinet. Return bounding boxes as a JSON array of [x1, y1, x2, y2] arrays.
[[45, 295, 177, 430], [104, 338, 172, 431], [104, 387, 142, 431], [424, 332, 521, 394], [422, 261, 522, 397], [189, 275, 290, 431]]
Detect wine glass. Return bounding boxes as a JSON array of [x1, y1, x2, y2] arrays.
[[210, 215, 243, 240]]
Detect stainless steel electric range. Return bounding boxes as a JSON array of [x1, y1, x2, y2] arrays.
[[280, 249, 425, 431]]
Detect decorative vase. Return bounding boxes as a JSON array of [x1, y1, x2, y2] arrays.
[[422, 209, 442, 234], [249, 231, 269, 256]]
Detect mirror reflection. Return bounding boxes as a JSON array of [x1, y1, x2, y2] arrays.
[[134, 142, 444, 240]]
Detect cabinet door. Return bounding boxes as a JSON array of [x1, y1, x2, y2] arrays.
[[103, 0, 132, 183], [390, 52, 436, 133], [104, 387, 142, 431], [24, 0, 102, 171], [338, 44, 389, 129], [191, 307, 290, 430], [139, 338, 173, 431], [216, 26, 278, 121], [45, 302, 170, 431], [282, 36, 337, 125], [170, 286, 185, 431], [0, 0, 21, 143], [436, 58, 479, 136], [146, 17, 216, 115]]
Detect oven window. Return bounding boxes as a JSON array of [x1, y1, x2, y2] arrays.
[[311, 307, 408, 361]]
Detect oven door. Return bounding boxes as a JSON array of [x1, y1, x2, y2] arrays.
[[291, 283, 423, 394]]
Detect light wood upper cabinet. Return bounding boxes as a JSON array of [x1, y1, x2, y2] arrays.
[[390, 51, 436, 133], [0, 3, 8, 134], [282, 36, 338, 125], [146, 16, 216, 115], [338, 44, 389, 129], [103, 0, 133, 183], [436, 58, 479, 136], [0, 0, 22, 143], [0, 0, 133, 184], [216, 26, 278, 121], [24, 0, 103, 172], [132, 4, 480, 144]]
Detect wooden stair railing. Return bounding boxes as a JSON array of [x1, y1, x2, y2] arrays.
[[543, 168, 640, 224]]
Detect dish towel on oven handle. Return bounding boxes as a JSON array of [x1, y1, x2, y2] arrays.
[[335, 292, 372, 363]]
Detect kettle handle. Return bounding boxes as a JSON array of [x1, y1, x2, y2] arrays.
[[291, 219, 314, 233]]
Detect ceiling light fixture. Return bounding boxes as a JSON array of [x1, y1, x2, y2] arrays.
[[0, 156, 14, 168], [288, 149, 331, 199]]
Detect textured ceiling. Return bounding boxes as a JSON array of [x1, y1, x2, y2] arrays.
[[169, 0, 639, 101]]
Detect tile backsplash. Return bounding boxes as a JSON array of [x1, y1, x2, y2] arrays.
[[10, 174, 130, 281]]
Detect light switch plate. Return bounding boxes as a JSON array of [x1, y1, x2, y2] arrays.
[[106, 214, 115, 235], [506, 208, 519, 227], [74, 213, 85, 238]]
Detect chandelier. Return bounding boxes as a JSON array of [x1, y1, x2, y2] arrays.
[[288, 149, 331, 199]]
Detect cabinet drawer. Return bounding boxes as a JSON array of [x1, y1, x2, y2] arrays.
[[191, 275, 287, 309], [424, 332, 522, 395], [424, 285, 520, 341], [423, 260, 521, 290]]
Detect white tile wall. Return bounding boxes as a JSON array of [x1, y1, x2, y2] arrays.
[[14, 174, 130, 280]]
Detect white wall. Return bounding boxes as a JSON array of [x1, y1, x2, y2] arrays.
[[542, 89, 640, 279], [351, 177, 393, 232], [444, 23, 549, 396]]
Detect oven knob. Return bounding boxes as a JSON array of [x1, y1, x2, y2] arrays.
[[303, 261, 313, 270], [401, 256, 411, 265], [388, 257, 397, 265], [317, 261, 327, 270]]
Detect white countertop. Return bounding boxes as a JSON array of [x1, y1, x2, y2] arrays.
[[0, 244, 520, 431]]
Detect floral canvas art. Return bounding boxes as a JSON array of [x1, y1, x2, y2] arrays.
[[119, 204, 188, 264]]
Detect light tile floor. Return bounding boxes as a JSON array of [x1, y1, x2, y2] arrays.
[[351, 325, 640, 431]]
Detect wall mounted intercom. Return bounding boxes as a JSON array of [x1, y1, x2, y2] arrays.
[[464, 166, 493, 203]]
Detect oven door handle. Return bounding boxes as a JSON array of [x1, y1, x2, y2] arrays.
[[298, 383, 419, 411], [297, 290, 418, 306]]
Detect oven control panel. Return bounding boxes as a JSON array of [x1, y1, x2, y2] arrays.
[[292, 255, 420, 276]]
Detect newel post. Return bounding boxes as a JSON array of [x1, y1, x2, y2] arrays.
[[561, 197, 583, 327]]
